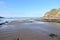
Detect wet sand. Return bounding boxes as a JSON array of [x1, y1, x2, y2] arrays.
[[0, 22, 60, 40]]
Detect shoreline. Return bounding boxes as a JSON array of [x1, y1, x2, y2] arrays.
[[35, 18, 60, 23]]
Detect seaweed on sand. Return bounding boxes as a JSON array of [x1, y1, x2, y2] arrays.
[[17, 38, 19, 40], [49, 33, 60, 40], [49, 33, 57, 38]]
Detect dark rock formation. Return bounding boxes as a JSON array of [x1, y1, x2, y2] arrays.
[[0, 16, 4, 18]]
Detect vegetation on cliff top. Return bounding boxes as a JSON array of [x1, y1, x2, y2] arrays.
[[44, 8, 60, 18]]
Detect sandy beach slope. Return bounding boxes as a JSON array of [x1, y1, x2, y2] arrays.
[[0, 21, 60, 40]]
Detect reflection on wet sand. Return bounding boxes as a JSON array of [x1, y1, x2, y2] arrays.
[[0, 21, 60, 40], [45, 22, 60, 26]]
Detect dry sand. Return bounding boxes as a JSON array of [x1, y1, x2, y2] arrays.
[[0, 22, 60, 40]]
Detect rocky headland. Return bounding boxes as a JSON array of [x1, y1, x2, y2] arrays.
[[36, 8, 60, 22]]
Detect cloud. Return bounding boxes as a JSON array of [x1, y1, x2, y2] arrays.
[[0, 11, 41, 17], [0, 11, 24, 17], [0, 11, 15, 17], [0, 11, 11, 15]]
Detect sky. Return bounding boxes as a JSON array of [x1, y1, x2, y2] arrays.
[[0, 0, 60, 17]]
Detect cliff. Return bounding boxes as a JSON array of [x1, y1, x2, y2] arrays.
[[43, 8, 60, 19]]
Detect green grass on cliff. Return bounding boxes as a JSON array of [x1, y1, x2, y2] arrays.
[[45, 8, 60, 16]]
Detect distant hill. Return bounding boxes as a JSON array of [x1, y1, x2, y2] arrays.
[[43, 8, 60, 19], [0, 16, 4, 18]]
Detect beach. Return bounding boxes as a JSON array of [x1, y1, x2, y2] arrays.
[[0, 20, 60, 40]]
